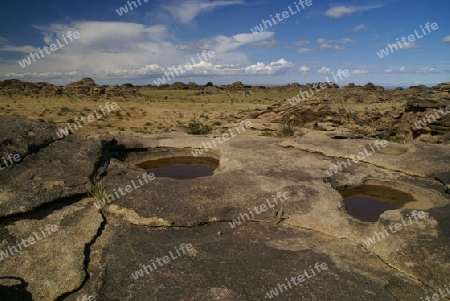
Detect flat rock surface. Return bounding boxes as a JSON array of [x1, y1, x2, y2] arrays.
[[0, 134, 102, 217], [1, 116, 449, 300]]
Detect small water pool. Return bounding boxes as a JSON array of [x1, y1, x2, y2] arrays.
[[136, 156, 219, 180], [340, 185, 415, 222]]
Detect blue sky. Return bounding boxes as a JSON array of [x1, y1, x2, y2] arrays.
[[0, 0, 449, 86]]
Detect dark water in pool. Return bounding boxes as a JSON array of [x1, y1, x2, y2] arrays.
[[343, 197, 391, 222], [136, 156, 219, 180], [340, 185, 415, 222]]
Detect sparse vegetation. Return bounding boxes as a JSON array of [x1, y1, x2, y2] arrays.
[[187, 120, 212, 135], [261, 130, 272, 136], [272, 207, 286, 224], [88, 179, 106, 201], [276, 124, 295, 137]]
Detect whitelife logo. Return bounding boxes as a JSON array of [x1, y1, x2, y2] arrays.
[[0, 224, 59, 262], [94, 172, 155, 210], [131, 243, 193, 280], [251, 0, 313, 34], [325, 140, 388, 176], [265, 262, 328, 299], [362, 210, 426, 247], [228, 191, 290, 228], [55, 102, 119, 139], [288, 69, 350, 106], [191, 121, 252, 157], [18, 31, 81, 68], [115, 0, 149, 16], [413, 105, 450, 129], [153, 50, 215, 86], [0, 153, 21, 172], [376, 22, 438, 58]]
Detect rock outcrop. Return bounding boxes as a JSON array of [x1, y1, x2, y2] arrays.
[[0, 79, 62, 96], [251, 82, 450, 143], [63, 78, 105, 97], [0, 78, 141, 98], [0, 115, 449, 300]]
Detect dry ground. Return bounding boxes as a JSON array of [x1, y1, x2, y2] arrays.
[[0, 89, 291, 134], [0, 87, 407, 138]]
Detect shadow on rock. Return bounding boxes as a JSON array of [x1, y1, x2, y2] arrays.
[[0, 276, 33, 301]]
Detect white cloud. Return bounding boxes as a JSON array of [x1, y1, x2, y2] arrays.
[[299, 66, 310, 74], [351, 24, 367, 31], [442, 35, 450, 43], [0, 44, 36, 53], [177, 32, 274, 53], [177, 39, 216, 51], [325, 5, 383, 19], [382, 66, 445, 75], [314, 38, 355, 51], [244, 58, 294, 74], [295, 40, 310, 46], [317, 66, 331, 74], [339, 38, 357, 44], [5, 58, 296, 81], [319, 43, 332, 50], [1, 21, 280, 82], [249, 40, 277, 48], [334, 45, 346, 51], [417, 67, 442, 74], [352, 69, 368, 74], [297, 47, 314, 53], [325, 6, 355, 18], [163, 0, 243, 24], [401, 43, 420, 49], [214, 32, 274, 52]]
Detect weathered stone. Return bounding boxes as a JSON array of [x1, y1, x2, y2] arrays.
[[0, 130, 102, 216], [0, 86, 449, 300]]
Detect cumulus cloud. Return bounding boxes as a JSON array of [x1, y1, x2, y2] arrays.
[[317, 66, 331, 74], [315, 38, 355, 51], [352, 69, 368, 74], [339, 38, 357, 44], [163, 0, 243, 24], [351, 24, 367, 31], [334, 45, 346, 51], [325, 6, 355, 18], [5, 58, 296, 82], [297, 47, 314, 53], [244, 58, 294, 75], [401, 43, 420, 49], [382, 66, 444, 75], [249, 40, 278, 48], [319, 43, 332, 50], [177, 39, 216, 51], [442, 35, 450, 43], [0, 20, 282, 82], [299, 66, 310, 74], [213, 32, 274, 52], [0, 44, 36, 54], [417, 67, 442, 74], [325, 5, 383, 19], [178, 32, 274, 53], [295, 40, 310, 46]]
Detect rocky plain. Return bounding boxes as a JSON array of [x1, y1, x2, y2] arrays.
[[0, 78, 449, 301]]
